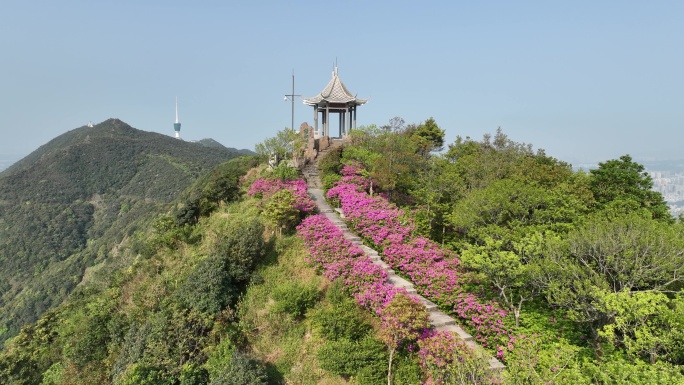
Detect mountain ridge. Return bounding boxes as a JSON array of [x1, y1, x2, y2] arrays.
[[0, 118, 251, 343]]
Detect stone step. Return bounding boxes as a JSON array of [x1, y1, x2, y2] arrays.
[[435, 323, 473, 342], [488, 357, 506, 371], [373, 263, 395, 276], [359, 247, 375, 256], [369, 255, 381, 262], [388, 275, 413, 289], [415, 295, 439, 313], [429, 311, 456, 328]]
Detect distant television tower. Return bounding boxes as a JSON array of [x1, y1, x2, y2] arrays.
[[174, 97, 181, 139]]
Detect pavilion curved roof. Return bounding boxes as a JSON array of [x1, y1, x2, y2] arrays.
[[303, 68, 368, 106]]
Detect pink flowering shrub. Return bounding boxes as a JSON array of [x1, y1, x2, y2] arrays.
[[418, 331, 494, 384], [296, 215, 406, 314], [248, 178, 317, 215], [326, 182, 413, 245], [327, 173, 514, 357], [340, 161, 365, 177]]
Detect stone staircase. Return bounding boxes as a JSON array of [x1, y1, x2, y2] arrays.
[[301, 147, 505, 372]]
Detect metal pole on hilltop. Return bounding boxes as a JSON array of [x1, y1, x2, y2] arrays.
[[284, 70, 301, 131]]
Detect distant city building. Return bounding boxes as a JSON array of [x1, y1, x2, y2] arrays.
[[648, 169, 684, 217], [174, 97, 182, 139]]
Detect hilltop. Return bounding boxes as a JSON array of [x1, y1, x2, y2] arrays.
[[0, 119, 248, 343], [196, 138, 255, 155]]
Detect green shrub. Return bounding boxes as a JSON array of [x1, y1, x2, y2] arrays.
[[317, 336, 387, 381], [581, 355, 684, 385], [322, 173, 342, 192], [311, 299, 371, 341], [117, 364, 173, 385], [390, 352, 424, 385], [271, 281, 320, 318], [324, 279, 347, 305], [262, 189, 299, 236], [179, 363, 209, 385], [177, 256, 235, 314], [209, 351, 268, 385], [213, 217, 265, 284], [205, 337, 235, 378], [317, 145, 344, 176], [272, 163, 300, 181], [63, 311, 111, 369]]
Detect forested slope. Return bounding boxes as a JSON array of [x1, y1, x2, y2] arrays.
[[314, 120, 684, 383], [0, 119, 243, 344]]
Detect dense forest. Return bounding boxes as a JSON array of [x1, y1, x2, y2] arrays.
[[1, 117, 683, 384], [0, 119, 246, 345]]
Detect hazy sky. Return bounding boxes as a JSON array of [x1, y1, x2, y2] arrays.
[[0, 1, 682, 165]]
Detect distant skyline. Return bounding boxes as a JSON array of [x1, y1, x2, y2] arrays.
[[1, 1, 682, 166]]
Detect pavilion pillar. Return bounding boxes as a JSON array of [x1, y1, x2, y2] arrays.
[[325, 106, 330, 137], [353, 106, 357, 130], [342, 110, 346, 137], [313, 105, 319, 137], [322, 107, 326, 137]]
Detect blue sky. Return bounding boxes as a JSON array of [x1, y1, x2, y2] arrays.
[[0, 1, 682, 165]]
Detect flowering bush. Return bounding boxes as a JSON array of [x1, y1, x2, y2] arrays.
[[296, 195, 484, 380], [326, 181, 413, 245], [296, 215, 404, 314], [418, 331, 493, 384], [248, 178, 317, 215], [327, 174, 513, 357], [297, 175, 510, 384]]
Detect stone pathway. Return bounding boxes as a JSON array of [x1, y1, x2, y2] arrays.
[[302, 156, 505, 371]]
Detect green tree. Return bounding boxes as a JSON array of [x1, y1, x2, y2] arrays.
[[460, 236, 543, 328], [406, 117, 445, 154], [346, 124, 425, 198], [589, 155, 670, 221], [254, 128, 305, 164], [502, 335, 587, 385], [118, 363, 173, 385], [599, 290, 684, 364], [410, 156, 464, 240], [447, 179, 584, 250], [262, 189, 299, 236], [537, 212, 684, 352], [0, 311, 61, 385]]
